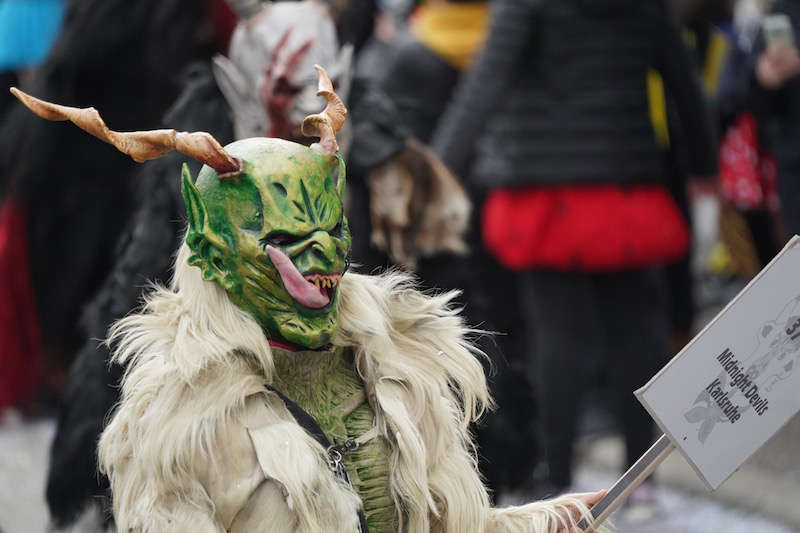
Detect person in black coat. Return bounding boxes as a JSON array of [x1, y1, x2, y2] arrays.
[[432, 0, 717, 495]]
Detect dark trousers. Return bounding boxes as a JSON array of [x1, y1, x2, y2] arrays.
[[518, 269, 668, 487]]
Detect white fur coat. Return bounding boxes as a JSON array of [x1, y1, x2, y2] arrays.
[[98, 244, 602, 532]]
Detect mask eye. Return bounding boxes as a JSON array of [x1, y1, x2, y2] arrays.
[[331, 219, 343, 237], [261, 232, 299, 248]]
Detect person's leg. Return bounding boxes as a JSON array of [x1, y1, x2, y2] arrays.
[[599, 269, 668, 469], [519, 269, 597, 490]]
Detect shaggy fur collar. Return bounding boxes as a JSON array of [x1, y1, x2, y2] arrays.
[[98, 243, 602, 533], [99, 243, 493, 532]]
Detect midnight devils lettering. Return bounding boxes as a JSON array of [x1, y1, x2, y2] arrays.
[[705, 348, 770, 424]]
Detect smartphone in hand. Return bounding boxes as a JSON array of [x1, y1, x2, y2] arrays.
[[764, 14, 796, 49]]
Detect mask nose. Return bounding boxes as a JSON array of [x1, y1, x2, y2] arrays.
[[307, 230, 337, 265]]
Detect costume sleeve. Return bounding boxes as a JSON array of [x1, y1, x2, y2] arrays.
[[424, 399, 601, 532], [348, 76, 410, 176], [430, 0, 538, 178], [427, 445, 600, 532], [485, 498, 601, 533], [653, 0, 718, 177]]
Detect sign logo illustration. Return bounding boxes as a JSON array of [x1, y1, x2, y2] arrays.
[[684, 294, 800, 443]]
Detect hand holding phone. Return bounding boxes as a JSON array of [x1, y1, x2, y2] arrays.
[[758, 14, 800, 89], [764, 14, 797, 49]]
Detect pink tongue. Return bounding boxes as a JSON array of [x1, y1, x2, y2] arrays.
[[266, 245, 330, 309]]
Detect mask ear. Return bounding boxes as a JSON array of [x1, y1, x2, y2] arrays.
[[182, 164, 207, 235], [335, 154, 347, 202], [181, 164, 235, 290]]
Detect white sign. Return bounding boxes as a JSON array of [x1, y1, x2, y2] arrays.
[[636, 236, 800, 489]]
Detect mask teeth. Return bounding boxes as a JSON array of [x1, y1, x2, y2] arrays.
[[304, 273, 342, 289]]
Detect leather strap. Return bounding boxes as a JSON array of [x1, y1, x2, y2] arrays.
[[265, 385, 370, 533]]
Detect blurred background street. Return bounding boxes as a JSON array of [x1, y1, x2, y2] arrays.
[[3, 0, 800, 531]]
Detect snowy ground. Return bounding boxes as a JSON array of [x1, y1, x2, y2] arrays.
[[1, 410, 796, 533], [0, 412, 54, 533], [569, 466, 795, 533], [496, 463, 797, 533]]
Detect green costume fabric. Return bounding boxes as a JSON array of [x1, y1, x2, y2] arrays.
[[271, 345, 398, 532]]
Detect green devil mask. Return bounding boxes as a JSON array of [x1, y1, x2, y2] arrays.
[[182, 139, 350, 348], [11, 66, 351, 349]]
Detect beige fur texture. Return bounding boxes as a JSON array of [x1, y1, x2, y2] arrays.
[[366, 139, 470, 270], [99, 242, 606, 532]]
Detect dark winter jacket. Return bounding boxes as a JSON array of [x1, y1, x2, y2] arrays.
[[432, 0, 717, 189], [381, 40, 462, 144]]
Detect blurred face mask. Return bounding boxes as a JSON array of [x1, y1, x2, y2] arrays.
[[213, 1, 353, 148]]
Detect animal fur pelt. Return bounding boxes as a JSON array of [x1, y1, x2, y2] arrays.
[[0, 0, 213, 398], [45, 63, 234, 527], [98, 242, 604, 532], [366, 138, 470, 270]]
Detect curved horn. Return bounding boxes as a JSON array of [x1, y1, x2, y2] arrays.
[[225, 0, 263, 20], [301, 65, 347, 154], [10, 88, 241, 177]]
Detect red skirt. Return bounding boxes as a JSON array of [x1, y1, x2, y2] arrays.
[[482, 184, 689, 272]]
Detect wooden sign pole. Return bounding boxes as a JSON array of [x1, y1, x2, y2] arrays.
[[579, 434, 675, 530]]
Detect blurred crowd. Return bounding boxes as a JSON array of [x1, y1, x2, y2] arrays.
[[0, 0, 797, 529]]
